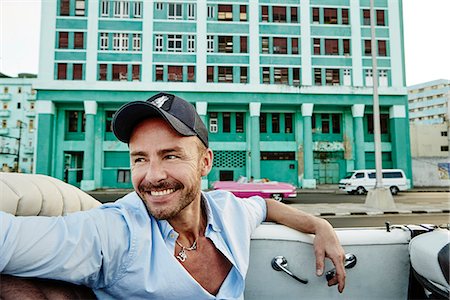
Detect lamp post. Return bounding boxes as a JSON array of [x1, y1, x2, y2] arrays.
[[364, 0, 395, 209]]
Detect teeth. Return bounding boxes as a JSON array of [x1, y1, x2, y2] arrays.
[[150, 189, 175, 196]]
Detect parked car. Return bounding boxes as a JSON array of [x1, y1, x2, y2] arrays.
[[338, 169, 408, 195], [212, 177, 297, 201]]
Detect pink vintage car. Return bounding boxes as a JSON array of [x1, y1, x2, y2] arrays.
[[212, 177, 297, 201]]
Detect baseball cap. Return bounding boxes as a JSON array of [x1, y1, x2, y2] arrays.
[[112, 93, 208, 147]]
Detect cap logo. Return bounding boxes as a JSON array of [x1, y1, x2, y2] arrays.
[[151, 95, 170, 108]]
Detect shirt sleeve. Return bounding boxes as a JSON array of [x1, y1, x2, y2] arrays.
[[236, 195, 267, 233], [0, 206, 134, 288]]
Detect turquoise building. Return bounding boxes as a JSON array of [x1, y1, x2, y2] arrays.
[[35, 0, 412, 190]]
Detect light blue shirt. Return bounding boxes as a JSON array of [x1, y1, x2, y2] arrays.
[[0, 190, 267, 299]]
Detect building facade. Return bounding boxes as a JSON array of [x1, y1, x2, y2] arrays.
[[0, 74, 37, 173], [35, 0, 412, 190], [408, 79, 449, 186]]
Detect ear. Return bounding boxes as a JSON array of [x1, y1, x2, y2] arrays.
[[200, 148, 213, 177]]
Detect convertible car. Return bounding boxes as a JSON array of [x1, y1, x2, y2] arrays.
[[0, 173, 449, 299], [212, 177, 297, 201]]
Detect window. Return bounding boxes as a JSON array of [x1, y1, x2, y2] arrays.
[[168, 3, 182, 19], [132, 34, 141, 51], [28, 119, 34, 132], [219, 36, 233, 53], [274, 68, 288, 84], [285, 113, 293, 133], [272, 113, 280, 133], [207, 35, 214, 52], [240, 5, 247, 21], [57, 63, 67, 80], [168, 65, 183, 82], [167, 34, 182, 52], [209, 113, 218, 133], [314, 68, 322, 85], [73, 64, 83, 80], [342, 8, 349, 24], [187, 3, 195, 20], [67, 111, 85, 132], [113, 33, 129, 51], [442, 146, 449, 152], [313, 38, 321, 55], [207, 5, 214, 18], [261, 6, 268, 22], [59, 32, 68, 48], [207, 66, 214, 82], [222, 113, 231, 132], [99, 64, 107, 80], [132, 64, 140, 81], [355, 172, 364, 179], [1, 120, 7, 128], [240, 67, 247, 83], [112, 64, 128, 81], [60, 0, 70, 16], [260, 113, 267, 133], [187, 35, 195, 52], [376, 10, 385, 26], [105, 111, 114, 132], [155, 65, 164, 81], [325, 39, 338, 55], [379, 70, 388, 86], [291, 7, 298, 23], [100, 0, 109, 17], [155, 34, 163, 52], [261, 152, 295, 161], [324, 8, 337, 24], [117, 170, 130, 183], [236, 112, 244, 133], [187, 66, 195, 82], [364, 40, 371, 56], [367, 114, 389, 134], [114, 1, 129, 18], [312, 7, 320, 23], [133, 1, 142, 18], [218, 66, 233, 83], [292, 38, 298, 54], [240, 36, 247, 53], [74, 32, 84, 49], [343, 39, 350, 55], [343, 69, 351, 85], [326, 69, 340, 85], [156, 2, 163, 10], [293, 68, 300, 86], [17, 102, 21, 109], [363, 9, 370, 25], [261, 37, 269, 53], [273, 38, 287, 54], [441, 131, 448, 137], [262, 67, 270, 84], [100, 33, 109, 50], [75, 0, 85, 16], [273, 6, 286, 23], [218, 5, 232, 21], [331, 114, 341, 133], [378, 40, 387, 56]]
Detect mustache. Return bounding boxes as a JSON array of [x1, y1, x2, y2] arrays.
[[138, 180, 183, 192]]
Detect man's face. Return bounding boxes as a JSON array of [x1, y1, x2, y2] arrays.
[[129, 118, 212, 220]]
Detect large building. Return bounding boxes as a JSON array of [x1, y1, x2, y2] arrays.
[[408, 79, 449, 186], [35, 0, 412, 190], [0, 73, 37, 173]]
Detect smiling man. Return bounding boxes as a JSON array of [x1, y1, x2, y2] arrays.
[[0, 93, 345, 299]]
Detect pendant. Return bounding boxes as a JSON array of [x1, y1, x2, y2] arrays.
[[177, 248, 187, 262]]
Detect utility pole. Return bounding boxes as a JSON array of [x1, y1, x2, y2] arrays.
[[364, 0, 395, 209], [16, 120, 24, 172]]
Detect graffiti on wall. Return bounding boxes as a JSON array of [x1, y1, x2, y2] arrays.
[[438, 163, 450, 180]]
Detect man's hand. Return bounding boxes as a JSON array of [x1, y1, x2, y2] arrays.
[[265, 199, 346, 293], [313, 219, 346, 293]]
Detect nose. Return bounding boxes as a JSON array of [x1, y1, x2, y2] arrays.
[[144, 159, 168, 184]]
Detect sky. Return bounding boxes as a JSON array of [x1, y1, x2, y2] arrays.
[[0, 0, 449, 86]]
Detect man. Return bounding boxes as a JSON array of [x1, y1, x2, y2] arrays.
[[0, 93, 345, 299]]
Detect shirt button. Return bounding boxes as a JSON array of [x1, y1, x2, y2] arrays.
[[169, 233, 175, 239]]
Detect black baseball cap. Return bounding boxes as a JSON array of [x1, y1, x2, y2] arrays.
[[112, 93, 208, 147]]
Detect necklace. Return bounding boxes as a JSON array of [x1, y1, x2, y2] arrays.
[[176, 238, 198, 262]]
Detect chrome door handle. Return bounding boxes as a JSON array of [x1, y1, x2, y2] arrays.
[[325, 253, 357, 281], [271, 256, 308, 284]]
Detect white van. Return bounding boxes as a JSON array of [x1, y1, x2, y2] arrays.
[[338, 169, 408, 195]]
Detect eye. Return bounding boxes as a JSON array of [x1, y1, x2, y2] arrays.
[[165, 155, 178, 160], [133, 157, 146, 164]]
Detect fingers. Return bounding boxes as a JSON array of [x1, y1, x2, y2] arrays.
[[327, 254, 346, 293], [315, 249, 325, 276]]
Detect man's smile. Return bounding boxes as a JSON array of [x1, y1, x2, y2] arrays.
[[150, 188, 176, 197]]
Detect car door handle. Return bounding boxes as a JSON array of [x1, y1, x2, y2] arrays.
[[325, 253, 357, 281], [271, 256, 308, 284]]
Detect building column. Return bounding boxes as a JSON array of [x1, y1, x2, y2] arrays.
[[35, 101, 56, 175], [302, 103, 316, 188], [80, 100, 97, 191], [389, 105, 412, 186], [352, 104, 365, 169], [249, 102, 261, 179], [196, 101, 208, 189]]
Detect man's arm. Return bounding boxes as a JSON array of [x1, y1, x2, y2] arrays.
[[264, 199, 346, 293]]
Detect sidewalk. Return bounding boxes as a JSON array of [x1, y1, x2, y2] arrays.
[[298, 184, 450, 194]]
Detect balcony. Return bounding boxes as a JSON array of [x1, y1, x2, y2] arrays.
[[0, 128, 10, 135], [25, 110, 36, 118], [0, 109, 11, 117], [27, 93, 37, 101], [0, 93, 12, 101]]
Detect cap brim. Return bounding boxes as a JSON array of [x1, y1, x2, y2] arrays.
[[112, 101, 197, 143]]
